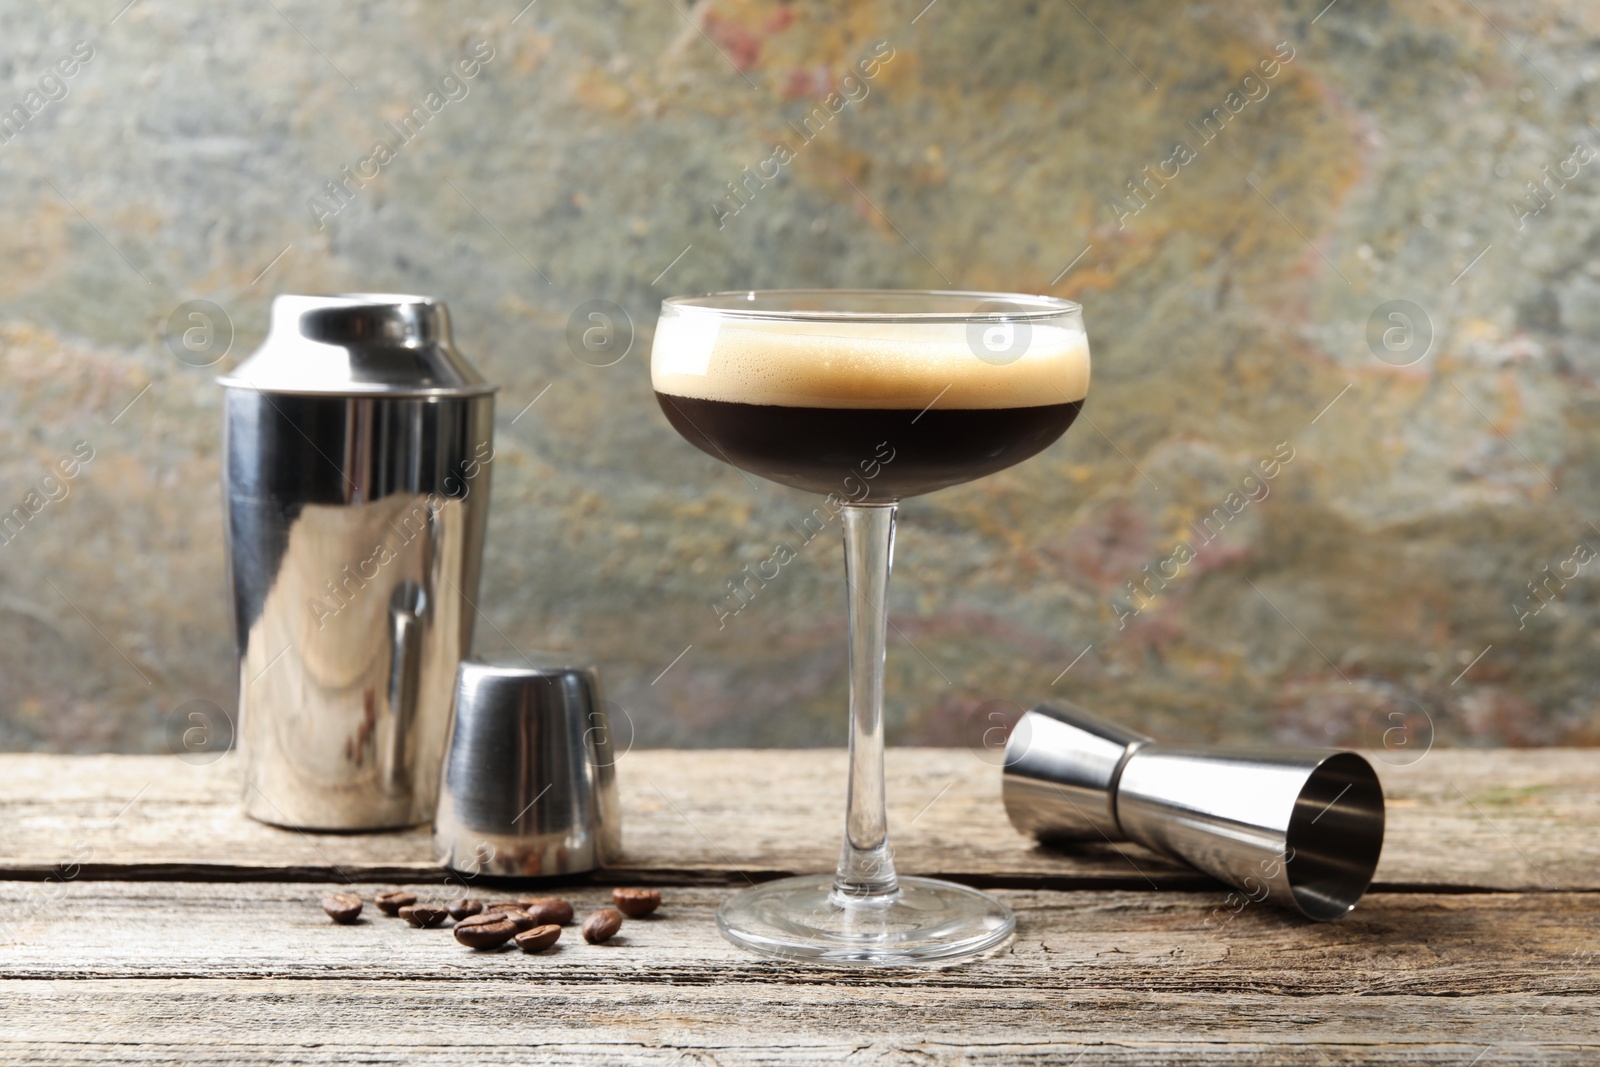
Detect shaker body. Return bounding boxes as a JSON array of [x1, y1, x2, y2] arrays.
[[220, 295, 494, 830]]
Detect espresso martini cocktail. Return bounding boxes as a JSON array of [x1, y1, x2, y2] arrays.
[[652, 300, 1089, 499], [650, 290, 1090, 966]]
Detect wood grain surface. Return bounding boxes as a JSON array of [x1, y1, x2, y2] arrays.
[[1, 749, 1596, 1064], [2, 881, 1598, 1064], [0, 749, 1595, 889]]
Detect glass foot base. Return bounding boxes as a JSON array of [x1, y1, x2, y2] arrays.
[[716, 873, 1015, 967]]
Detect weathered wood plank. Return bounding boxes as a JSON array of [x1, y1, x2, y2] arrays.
[[0, 750, 1595, 890], [1, 882, 1596, 996], [4, 879, 1598, 1063], [2, 982, 1596, 1065]]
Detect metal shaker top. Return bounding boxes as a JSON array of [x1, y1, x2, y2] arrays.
[[434, 657, 622, 878], [218, 293, 496, 397]]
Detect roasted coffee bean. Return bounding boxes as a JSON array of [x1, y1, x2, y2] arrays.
[[400, 904, 448, 928], [454, 912, 520, 949], [514, 924, 562, 953], [611, 888, 661, 918], [520, 897, 574, 926], [474, 905, 531, 931], [375, 891, 416, 916], [445, 898, 483, 921], [500, 909, 537, 933], [581, 908, 623, 944], [321, 892, 363, 924]]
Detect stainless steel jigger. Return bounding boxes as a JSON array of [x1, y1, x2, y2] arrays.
[[1003, 701, 1385, 920], [433, 659, 622, 878]]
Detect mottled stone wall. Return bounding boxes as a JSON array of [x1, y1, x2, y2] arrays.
[[1, 0, 1596, 755]]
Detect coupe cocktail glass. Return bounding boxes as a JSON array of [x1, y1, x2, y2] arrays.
[[651, 290, 1089, 965]]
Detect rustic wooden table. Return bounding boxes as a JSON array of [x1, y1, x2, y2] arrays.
[[0, 748, 1596, 1064]]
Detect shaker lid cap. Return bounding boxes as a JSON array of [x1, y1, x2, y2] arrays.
[[217, 293, 496, 397]]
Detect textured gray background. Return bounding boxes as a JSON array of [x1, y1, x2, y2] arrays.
[[0, 0, 1596, 755]]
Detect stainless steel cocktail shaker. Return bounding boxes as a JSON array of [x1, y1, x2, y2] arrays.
[[220, 294, 496, 830]]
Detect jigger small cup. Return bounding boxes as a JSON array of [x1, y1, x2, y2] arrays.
[[1002, 701, 1385, 921]]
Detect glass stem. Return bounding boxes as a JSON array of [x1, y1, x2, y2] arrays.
[[834, 502, 900, 901]]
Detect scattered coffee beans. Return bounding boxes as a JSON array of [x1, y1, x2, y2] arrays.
[[316, 889, 657, 951], [454, 912, 521, 949], [321, 892, 363, 924], [520, 897, 575, 926], [581, 908, 623, 944], [611, 888, 662, 918], [375, 891, 416, 916], [400, 904, 448, 928], [445, 898, 483, 921], [514, 924, 562, 953]]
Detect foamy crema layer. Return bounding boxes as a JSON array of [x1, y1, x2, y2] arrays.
[[651, 317, 1090, 409]]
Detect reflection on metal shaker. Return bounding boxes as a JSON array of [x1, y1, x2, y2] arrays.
[[219, 294, 496, 830]]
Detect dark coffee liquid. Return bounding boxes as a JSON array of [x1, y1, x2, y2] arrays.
[[655, 393, 1083, 498]]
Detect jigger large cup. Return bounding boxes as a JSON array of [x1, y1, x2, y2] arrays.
[[220, 294, 495, 830], [1003, 701, 1385, 920]]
